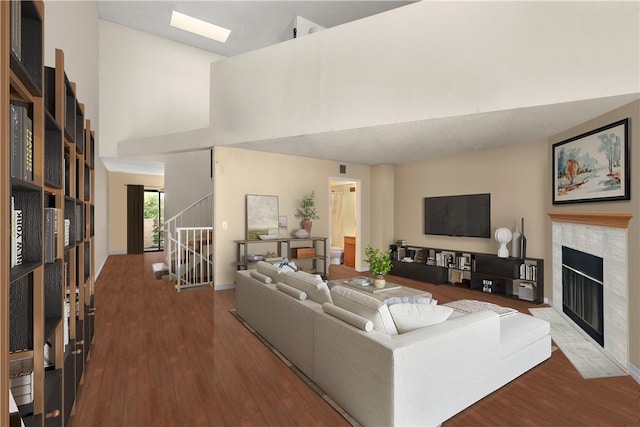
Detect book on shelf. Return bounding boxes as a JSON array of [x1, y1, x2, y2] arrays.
[[9, 102, 33, 182], [10, 103, 23, 180], [23, 115, 33, 181], [9, 372, 33, 407], [44, 208, 59, 263], [10, 0, 21, 60], [11, 197, 23, 268], [64, 218, 70, 246], [520, 263, 538, 281]]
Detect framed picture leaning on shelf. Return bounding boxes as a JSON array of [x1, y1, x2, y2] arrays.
[[552, 118, 629, 204]]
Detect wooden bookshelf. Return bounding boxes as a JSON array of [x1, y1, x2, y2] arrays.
[[2, 2, 96, 423]]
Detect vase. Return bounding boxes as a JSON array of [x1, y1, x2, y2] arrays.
[[494, 227, 512, 258], [373, 275, 386, 289], [302, 219, 312, 234], [511, 227, 522, 258]]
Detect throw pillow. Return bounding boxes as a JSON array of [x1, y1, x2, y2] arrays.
[[384, 296, 437, 306], [277, 258, 298, 273], [388, 303, 454, 334], [250, 270, 272, 284], [276, 282, 307, 300], [330, 286, 398, 335], [283, 271, 332, 304], [323, 303, 373, 332], [256, 261, 282, 281]]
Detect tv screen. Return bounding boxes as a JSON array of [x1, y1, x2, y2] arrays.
[[424, 193, 491, 238]]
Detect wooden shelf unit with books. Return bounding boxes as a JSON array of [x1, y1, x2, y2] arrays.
[[2, 1, 96, 423]]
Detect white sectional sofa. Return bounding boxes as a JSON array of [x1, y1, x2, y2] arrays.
[[235, 263, 551, 426]]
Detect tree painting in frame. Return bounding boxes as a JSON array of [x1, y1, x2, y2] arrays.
[[552, 118, 629, 204], [246, 194, 279, 240]]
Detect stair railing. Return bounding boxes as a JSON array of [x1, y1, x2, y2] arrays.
[[162, 192, 213, 291]]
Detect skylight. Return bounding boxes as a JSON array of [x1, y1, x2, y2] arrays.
[[170, 10, 231, 43]]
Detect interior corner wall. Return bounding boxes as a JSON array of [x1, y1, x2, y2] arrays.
[[547, 99, 640, 371], [394, 139, 548, 282], [213, 146, 371, 288], [108, 172, 165, 254], [44, 1, 108, 276], [98, 20, 223, 159], [163, 150, 213, 221], [371, 165, 395, 251]]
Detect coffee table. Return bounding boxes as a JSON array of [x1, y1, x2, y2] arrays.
[[330, 277, 432, 302]]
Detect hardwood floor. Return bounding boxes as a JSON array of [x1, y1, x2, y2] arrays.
[[69, 253, 640, 426]]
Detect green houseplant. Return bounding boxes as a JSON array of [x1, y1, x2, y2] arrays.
[[295, 191, 320, 233], [364, 245, 392, 288]]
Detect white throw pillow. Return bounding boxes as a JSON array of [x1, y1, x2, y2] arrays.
[[283, 271, 332, 304], [389, 303, 454, 333], [250, 270, 272, 284], [323, 303, 373, 332], [256, 261, 282, 281], [330, 286, 398, 335], [275, 282, 307, 300]]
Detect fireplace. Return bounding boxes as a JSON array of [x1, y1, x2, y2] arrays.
[[549, 211, 631, 373], [562, 246, 604, 346]]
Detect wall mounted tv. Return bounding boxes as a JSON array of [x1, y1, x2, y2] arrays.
[[424, 193, 491, 238]]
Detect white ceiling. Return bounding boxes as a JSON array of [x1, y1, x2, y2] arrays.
[[97, 1, 414, 57], [100, 1, 639, 172]]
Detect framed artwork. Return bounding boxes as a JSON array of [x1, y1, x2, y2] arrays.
[[246, 194, 279, 240], [552, 118, 629, 204]]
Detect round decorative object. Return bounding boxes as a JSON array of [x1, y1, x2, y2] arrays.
[[245, 254, 264, 262], [373, 275, 386, 289], [494, 227, 513, 258], [294, 229, 310, 239]]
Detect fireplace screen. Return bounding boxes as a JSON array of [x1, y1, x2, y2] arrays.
[[562, 246, 604, 346]]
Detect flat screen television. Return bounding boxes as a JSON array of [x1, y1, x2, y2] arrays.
[[424, 193, 491, 238]]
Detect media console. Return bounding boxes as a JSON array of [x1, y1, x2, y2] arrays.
[[389, 244, 544, 304]]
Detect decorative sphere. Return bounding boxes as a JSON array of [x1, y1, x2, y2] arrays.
[[294, 229, 310, 239]]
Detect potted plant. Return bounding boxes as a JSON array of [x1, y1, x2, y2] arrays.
[[295, 191, 320, 234], [364, 245, 393, 288]]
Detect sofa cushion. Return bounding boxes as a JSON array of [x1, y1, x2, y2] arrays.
[[276, 282, 307, 300], [323, 303, 373, 332], [256, 261, 282, 281], [283, 271, 332, 304], [250, 270, 272, 284], [388, 303, 453, 333], [499, 312, 551, 358], [330, 286, 398, 335]]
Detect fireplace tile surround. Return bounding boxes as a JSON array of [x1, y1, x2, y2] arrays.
[[549, 213, 630, 372]]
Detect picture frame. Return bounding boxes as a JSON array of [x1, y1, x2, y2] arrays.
[[552, 118, 629, 204], [246, 194, 279, 240]]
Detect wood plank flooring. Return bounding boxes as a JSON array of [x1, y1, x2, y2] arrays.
[[69, 253, 640, 426]]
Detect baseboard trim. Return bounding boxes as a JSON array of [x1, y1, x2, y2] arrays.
[[214, 283, 235, 291], [629, 362, 640, 384], [109, 250, 127, 255]]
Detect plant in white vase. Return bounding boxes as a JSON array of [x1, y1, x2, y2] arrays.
[[364, 245, 392, 288]]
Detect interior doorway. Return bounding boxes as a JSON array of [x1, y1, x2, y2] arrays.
[[328, 178, 359, 270], [143, 189, 164, 252]]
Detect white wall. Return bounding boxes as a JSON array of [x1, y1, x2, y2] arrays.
[[163, 150, 213, 221], [99, 20, 223, 160], [208, 1, 639, 147], [44, 1, 107, 275]]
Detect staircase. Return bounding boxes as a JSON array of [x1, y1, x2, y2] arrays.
[[162, 192, 214, 292]]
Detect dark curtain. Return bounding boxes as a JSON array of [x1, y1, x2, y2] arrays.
[[127, 185, 144, 254]]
